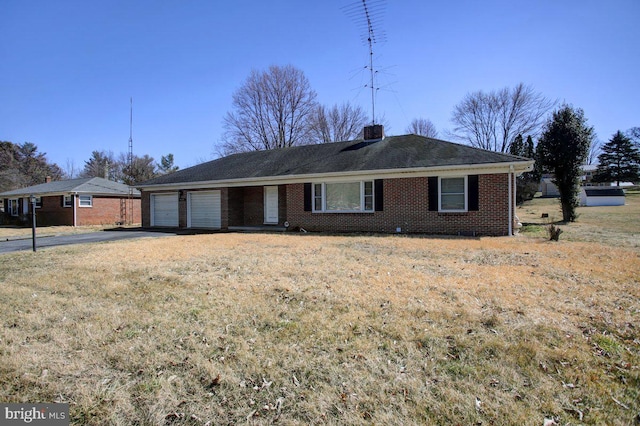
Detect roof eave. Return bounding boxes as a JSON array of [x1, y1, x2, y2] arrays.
[[137, 160, 535, 191], [1, 190, 140, 198]]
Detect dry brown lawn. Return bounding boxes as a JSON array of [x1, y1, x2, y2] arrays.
[[0, 225, 116, 240], [1, 194, 639, 425], [517, 189, 640, 248]]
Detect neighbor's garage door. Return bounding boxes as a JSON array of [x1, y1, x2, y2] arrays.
[[188, 190, 221, 229], [151, 193, 179, 227]]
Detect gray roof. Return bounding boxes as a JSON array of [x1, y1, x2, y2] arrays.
[[139, 134, 532, 187], [583, 187, 625, 197], [0, 177, 140, 198]]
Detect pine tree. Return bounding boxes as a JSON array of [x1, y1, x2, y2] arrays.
[[592, 131, 640, 186], [509, 134, 540, 203], [158, 154, 179, 174]]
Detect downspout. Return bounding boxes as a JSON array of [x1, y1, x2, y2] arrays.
[[73, 192, 77, 227], [508, 165, 514, 236]]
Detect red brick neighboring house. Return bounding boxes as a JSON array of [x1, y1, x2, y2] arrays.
[[137, 127, 534, 236], [1, 177, 141, 226]]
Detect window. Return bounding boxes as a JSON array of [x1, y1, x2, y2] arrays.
[[8, 199, 18, 216], [439, 177, 467, 212], [35, 197, 42, 208], [63, 195, 73, 207], [364, 181, 374, 211], [78, 195, 92, 207], [313, 183, 323, 211], [312, 181, 374, 212]]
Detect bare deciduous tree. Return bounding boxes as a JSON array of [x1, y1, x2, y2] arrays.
[[64, 158, 78, 179], [586, 138, 603, 165], [220, 65, 318, 155], [450, 83, 555, 152], [406, 118, 438, 138], [627, 127, 640, 147], [308, 103, 369, 143]]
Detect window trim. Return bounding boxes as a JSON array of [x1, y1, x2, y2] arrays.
[[63, 195, 73, 208], [312, 180, 375, 213], [438, 176, 468, 212], [78, 195, 93, 208]]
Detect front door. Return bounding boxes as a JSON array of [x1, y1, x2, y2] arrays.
[[264, 186, 278, 224]]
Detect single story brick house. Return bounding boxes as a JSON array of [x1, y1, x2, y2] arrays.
[[0, 177, 141, 226], [137, 127, 534, 236]]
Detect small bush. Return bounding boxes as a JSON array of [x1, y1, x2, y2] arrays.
[[548, 224, 563, 241]]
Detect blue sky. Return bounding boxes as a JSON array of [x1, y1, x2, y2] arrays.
[[1, 0, 638, 171]]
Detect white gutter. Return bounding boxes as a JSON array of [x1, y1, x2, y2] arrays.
[[73, 192, 77, 227], [137, 160, 535, 192], [508, 165, 514, 236]]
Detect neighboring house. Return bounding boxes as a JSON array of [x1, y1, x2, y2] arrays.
[[0, 177, 141, 226], [541, 165, 632, 197], [579, 187, 625, 207], [137, 127, 534, 236]]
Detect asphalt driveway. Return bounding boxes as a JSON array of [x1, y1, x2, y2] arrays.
[[0, 229, 178, 254]]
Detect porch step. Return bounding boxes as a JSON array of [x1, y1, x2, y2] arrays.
[[228, 226, 287, 233]]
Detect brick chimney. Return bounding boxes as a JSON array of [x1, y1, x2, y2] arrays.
[[363, 124, 384, 141], [45, 176, 52, 183]]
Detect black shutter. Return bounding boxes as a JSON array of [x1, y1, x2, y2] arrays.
[[428, 176, 438, 211], [468, 175, 479, 211], [374, 179, 383, 211], [303, 183, 312, 212], [61, 195, 65, 207]]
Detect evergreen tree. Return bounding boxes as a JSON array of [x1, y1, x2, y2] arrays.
[[537, 105, 594, 222], [592, 131, 640, 186], [509, 134, 525, 157], [0, 141, 63, 192], [158, 154, 179, 174], [509, 134, 540, 203], [81, 150, 120, 181]]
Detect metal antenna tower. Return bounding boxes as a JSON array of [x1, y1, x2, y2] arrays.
[[343, 0, 387, 125], [127, 97, 133, 225]]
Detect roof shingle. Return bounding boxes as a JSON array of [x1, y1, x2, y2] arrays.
[[139, 134, 531, 187], [0, 177, 140, 198]]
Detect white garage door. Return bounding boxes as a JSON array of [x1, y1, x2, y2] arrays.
[[151, 193, 179, 227], [188, 190, 221, 229]]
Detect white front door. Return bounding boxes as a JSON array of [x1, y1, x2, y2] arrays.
[[264, 186, 278, 224]]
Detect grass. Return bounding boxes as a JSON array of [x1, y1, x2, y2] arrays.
[[0, 195, 639, 425], [518, 190, 640, 247], [0, 225, 119, 240]]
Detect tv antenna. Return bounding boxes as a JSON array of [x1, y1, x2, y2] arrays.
[[127, 97, 134, 225], [343, 0, 387, 125]]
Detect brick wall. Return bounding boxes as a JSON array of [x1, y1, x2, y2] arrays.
[[243, 187, 264, 226], [141, 174, 515, 236], [141, 191, 151, 227], [285, 174, 512, 236], [37, 196, 73, 226], [228, 188, 244, 226], [76, 196, 141, 226]]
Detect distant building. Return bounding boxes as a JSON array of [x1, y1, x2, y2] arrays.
[[1, 177, 141, 226], [540, 165, 632, 197], [579, 187, 625, 207]]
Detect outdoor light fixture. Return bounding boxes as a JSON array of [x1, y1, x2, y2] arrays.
[[29, 194, 37, 252]]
